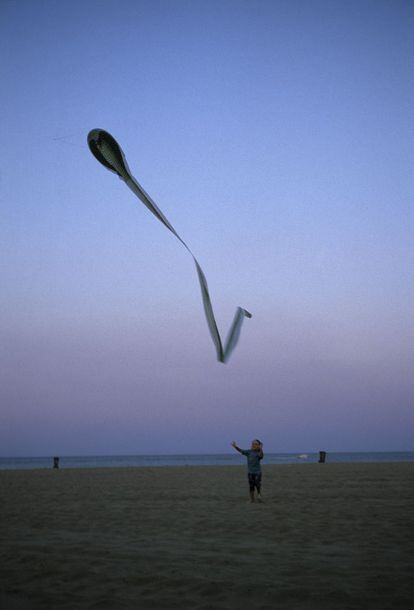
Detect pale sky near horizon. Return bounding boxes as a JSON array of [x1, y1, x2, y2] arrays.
[[1, 0, 413, 456]]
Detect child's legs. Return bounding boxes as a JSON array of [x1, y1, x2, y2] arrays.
[[248, 473, 262, 498]]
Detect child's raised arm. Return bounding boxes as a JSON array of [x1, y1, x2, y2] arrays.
[[231, 441, 243, 453]]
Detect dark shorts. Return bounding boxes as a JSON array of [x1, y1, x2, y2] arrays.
[[248, 472, 262, 490]]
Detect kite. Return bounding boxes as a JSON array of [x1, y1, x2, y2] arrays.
[[87, 129, 252, 363]]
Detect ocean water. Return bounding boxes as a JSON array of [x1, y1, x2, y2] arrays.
[[0, 452, 413, 471]]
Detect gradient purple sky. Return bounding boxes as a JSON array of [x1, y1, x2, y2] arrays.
[[1, 0, 413, 456]]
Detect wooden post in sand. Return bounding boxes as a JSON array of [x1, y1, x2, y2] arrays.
[[53, 456, 60, 469], [318, 451, 327, 463]]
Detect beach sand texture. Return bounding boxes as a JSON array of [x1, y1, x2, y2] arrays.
[[1, 463, 413, 609]]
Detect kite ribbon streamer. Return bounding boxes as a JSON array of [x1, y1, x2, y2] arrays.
[[87, 129, 252, 363]]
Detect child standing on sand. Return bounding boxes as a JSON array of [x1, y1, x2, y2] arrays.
[[231, 439, 264, 503]]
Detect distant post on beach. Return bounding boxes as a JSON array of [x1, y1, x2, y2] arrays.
[[319, 451, 327, 463], [53, 456, 59, 469]]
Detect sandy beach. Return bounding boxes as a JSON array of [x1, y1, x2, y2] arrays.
[[0, 463, 413, 609]]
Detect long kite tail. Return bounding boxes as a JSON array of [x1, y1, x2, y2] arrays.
[[87, 128, 252, 363]]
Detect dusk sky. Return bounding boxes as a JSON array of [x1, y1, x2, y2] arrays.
[[1, 0, 413, 456]]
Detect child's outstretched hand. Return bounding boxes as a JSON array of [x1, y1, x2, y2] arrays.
[[231, 441, 237, 448]]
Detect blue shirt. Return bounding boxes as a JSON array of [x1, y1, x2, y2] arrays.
[[241, 449, 263, 474]]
